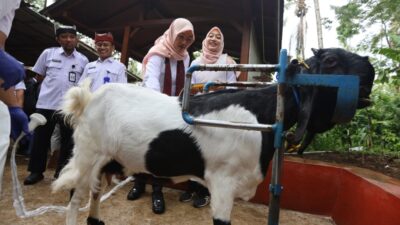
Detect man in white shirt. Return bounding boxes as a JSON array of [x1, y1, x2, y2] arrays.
[[79, 32, 127, 91], [24, 24, 89, 185], [0, 0, 27, 197]]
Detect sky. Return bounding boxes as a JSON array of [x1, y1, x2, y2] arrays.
[[282, 0, 348, 58]]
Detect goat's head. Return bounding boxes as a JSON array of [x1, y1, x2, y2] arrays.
[[287, 48, 375, 144], [307, 48, 375, 108]]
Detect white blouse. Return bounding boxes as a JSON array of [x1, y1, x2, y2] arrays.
[[142, 54, 190, 96]]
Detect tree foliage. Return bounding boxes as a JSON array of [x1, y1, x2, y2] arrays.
[[309, 83, 400, 154], [306, 0, 400, 155], [334, 0, 400, 83], [26, 0, 46, 11]]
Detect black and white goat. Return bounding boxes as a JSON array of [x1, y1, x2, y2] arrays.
[[53, 48, 374, 225]]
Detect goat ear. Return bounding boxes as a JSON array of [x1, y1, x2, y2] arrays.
[[290, 87, 318, 144], [311, 48, 321, 56]]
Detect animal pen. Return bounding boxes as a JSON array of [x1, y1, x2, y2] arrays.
[[3, 49, 399, 225]]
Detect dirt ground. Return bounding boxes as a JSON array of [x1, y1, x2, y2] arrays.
[[290, 151, 400, 180], [0, 155, 334, 225]]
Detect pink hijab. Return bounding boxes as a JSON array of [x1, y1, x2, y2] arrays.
[[142, 18, 194, 74], [200, 26, 224, 64]]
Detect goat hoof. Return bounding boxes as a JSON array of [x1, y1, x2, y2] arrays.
[[87, 217, 105, 225]]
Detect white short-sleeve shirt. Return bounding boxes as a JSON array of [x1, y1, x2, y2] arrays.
[[142, 54, 190, 96], [33, 47, 89, 110], [0, 0, 21, 37], [79, 57, 127, 92]]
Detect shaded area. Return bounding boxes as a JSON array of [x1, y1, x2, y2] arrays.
[[41, 0, 283, 64], [6, 2, 98, 67]]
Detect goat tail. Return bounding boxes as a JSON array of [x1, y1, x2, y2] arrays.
[[52, 157, 80, 192], [62, 78, 92, 127], [52, 152, 112, 193]]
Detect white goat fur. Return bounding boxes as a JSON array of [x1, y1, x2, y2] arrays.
[[53, 82, 264, 224]]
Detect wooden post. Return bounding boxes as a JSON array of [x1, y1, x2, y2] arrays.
[[239, 1, 251, 81], [120, 26, 131, 66]]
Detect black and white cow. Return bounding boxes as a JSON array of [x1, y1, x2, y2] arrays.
[[53, 48, 375, 225]]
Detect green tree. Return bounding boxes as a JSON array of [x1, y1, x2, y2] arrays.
[[26, 0, 46, 11], [306, 0, 400, 155], [334, 0, 400, 83]]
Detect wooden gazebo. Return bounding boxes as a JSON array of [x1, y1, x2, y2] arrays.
[[7, 2, 98, 67], [42, 0, 283, 81]]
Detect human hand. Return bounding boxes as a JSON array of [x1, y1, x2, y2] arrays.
[[0, 50, 25, 90], [8, 107, 31, 140]]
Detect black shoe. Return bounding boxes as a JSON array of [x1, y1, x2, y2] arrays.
[[127, 185, 145, 201], [152, 191, 165, 214], [24, 173, 44, 185], [179, 191, 194, 202], [193, 195, 210, 208], [87, 216, 105, 225]]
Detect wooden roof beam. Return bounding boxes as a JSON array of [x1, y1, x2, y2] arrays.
[[94, 17, 242, 33], [61, 11, 96, 33], [94, 1, 144, 25]]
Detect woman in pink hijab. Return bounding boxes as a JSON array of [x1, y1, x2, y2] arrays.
[[191, 26, 237, 84], [128, 18, 194, 215], [142, 18, 195, 96], [179, 27, 238, 209]]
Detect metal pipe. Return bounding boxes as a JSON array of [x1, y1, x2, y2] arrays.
[[182, 63, 280, 131], [189, 63, 279, 72], [268, 49, 288, 225], [203, 81, 275, 93]]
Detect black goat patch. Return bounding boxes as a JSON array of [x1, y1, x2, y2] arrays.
[[145, 129, 205, 178]]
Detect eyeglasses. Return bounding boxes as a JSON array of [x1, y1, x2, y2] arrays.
[[95, 42, 112, 48]]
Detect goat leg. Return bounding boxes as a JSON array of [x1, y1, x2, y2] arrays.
[[209, 177, 234, 225], [87, 173, 107, 225], [66, 184, 86, 225]]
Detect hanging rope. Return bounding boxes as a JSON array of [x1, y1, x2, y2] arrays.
[[295, 0, 308, 60], [295, 0, 307, 17]]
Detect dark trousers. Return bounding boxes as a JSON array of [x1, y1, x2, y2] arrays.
[[28, 109, 73, 174], [134, 173, 163, 192]]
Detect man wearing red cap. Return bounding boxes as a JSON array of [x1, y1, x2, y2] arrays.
[[78, 32, 127, 91]]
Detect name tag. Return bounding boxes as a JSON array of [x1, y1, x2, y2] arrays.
[[51, 59, 62, 63], [69, 72, 77, 82]]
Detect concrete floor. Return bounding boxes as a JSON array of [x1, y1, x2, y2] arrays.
[[0, 155, 334, 225]]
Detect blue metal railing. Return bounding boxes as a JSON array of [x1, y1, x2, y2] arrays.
[[181, 49, 360, 225]]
